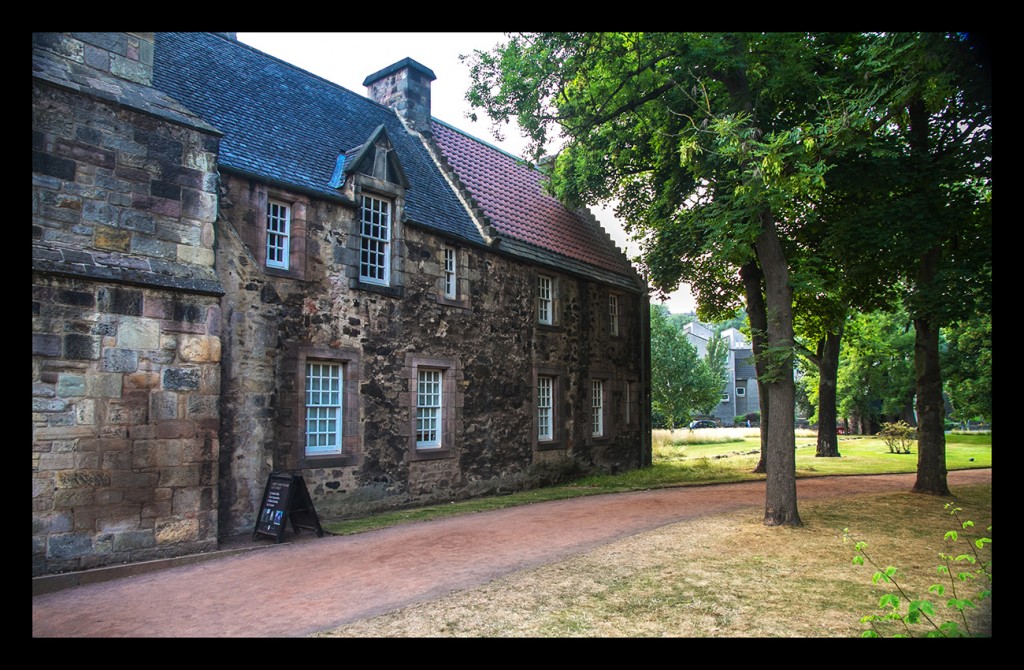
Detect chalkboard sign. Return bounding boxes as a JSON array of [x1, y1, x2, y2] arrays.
[[253, 472, 325, 543]]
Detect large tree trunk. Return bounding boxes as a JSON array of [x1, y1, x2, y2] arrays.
[[741, 262, 770, 474], [907, 98, 950, 496], [755, 212, 801, 526], [912, 251, 950, 495], [815, 326, 842, 457]]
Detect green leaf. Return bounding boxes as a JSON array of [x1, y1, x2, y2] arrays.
[[946, 597, 975, 611], [852, 555, 864, 566], [878, 593, 901, 609], [928, 584, 945, 595], [908, 599, 935, 617]]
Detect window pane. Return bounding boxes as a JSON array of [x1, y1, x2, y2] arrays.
[[267, 201, 290, 269], [360, 195, 391, 284], [537, 276, 551, 324], [416, 369, 442, 447], [592, 380, 603, 437], [444, 247, 456, 298], [306, 362, 342, 455], [538, 376, 553, 440]]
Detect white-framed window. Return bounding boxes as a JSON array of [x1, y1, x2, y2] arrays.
[[609, 294, 619, 336], [735, 386, 746, 397], [592, 379, 604, 437], [720, 392, 730, 403], [266, 200, 290, 269], [443, 246, 456, 299], [416, 368, 443, 448], [305, 362, 343, 456], [360, 194, 391, 285], [537, 375, 554, 441], [537, 274, 552, 325]]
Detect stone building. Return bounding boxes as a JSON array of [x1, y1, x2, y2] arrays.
[[683, 321, 759, 426], [32, 32, 651, 576]]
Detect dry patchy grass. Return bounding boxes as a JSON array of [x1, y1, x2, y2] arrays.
[[314, 485, 991, 638]]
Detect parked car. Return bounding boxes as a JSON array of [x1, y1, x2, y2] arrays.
[[688, 420, 718, 429]]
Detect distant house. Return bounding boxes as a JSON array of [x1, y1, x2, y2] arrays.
[[683, 322, 758, 426], [32, 32, 651, 576]]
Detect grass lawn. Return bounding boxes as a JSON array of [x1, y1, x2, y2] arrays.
[[321, 429, 991, 536], [315, 429, 992, 638]]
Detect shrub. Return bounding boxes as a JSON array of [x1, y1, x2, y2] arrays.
[[879, 420, 915, 454], [844, 503, 992, 638]]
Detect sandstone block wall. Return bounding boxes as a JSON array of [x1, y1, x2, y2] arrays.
[[32, 34, 223, 575], [32, 279, 222, 575]]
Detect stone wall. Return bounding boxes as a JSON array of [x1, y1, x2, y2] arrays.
[[32, 34, 223, 575], [215, 173, 648, 535], [32, 279, 222, 575]]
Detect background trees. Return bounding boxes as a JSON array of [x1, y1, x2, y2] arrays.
[[649, 305, 725, 429]]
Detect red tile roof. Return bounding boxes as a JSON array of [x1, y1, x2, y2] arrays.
[[431, 120, 638, 280]]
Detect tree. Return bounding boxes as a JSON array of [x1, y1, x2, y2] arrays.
[[942, 311, 992, 425], [648, 305, 724, 429], [466, 32, 871, 525], [824, 33, 991, 494], [833, 308, 917, 434]]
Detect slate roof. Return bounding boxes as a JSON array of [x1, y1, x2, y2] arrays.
[[151, 32, 644, 292], [152, 32, 483, 247]]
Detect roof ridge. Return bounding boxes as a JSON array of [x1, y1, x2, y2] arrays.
[[420, 126, 501, 246], [217, 32, 404, 118], [430, 117, 532, 164]]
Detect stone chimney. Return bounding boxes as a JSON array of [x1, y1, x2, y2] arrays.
[[363, 57, 436, 136]]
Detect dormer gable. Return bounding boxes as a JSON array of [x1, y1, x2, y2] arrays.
[[331, 125, 409, 192]]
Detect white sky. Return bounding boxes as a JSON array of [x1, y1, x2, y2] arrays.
[[238, 32, 695, 313]]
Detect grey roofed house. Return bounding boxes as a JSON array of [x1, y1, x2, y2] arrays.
[[32, 32, 651, 577], [683, 322, 759, 426]]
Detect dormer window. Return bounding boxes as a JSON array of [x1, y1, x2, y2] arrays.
[[359, 194, 391, 285]]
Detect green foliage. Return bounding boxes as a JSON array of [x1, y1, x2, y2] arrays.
[[835, 308, 916, 423], [735, 412, 759, 426], [878, 420, 916, 454], [844, 503, 992, 638], [649, 305, 724, 429], [941, 311, 992, 424]]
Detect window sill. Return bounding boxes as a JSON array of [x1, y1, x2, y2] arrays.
[[353, 280, 404, 298], [535, 440, 564, 451], [264, 266, 305, 281], [410, 447, 454, 461], [434, 295, 470, 310], [298, 453, 357, 469]]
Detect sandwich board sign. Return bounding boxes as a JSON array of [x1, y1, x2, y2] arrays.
[[253, 472, 325, 543]]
